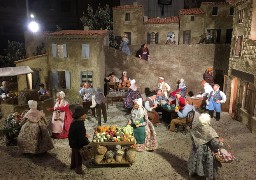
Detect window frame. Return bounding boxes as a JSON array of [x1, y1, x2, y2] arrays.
[[229, 7, 234, 16], [51, 70, 71, 90], [52, 43, 68, 59], [190, 16, 194, 21], [81, 44, 90, 60], [125, 13, 131, 21], [80, 71, 93, 85], [233, 36, 243, 57], [212, 7, 218, 16]]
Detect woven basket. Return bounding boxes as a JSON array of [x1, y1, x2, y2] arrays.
[[80, 144, 94, 161]]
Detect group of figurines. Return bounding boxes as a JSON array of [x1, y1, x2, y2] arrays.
[[119, 33, 150, 61]]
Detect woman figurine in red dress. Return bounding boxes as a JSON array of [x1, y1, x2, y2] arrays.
[[118, 71, 131, 90], [48, 91, 73, 139]]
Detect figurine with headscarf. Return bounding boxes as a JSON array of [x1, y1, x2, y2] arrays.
[[18, 100, 54, 154]]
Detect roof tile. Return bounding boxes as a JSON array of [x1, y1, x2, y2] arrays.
[[179, 8, 205, 15], [113, 5, 143, 9], [201, 2, 231, 5], [146, 17, 179, 24], [46, 30, 108, 36]]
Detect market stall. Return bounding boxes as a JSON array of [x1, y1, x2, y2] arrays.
[[81, 125, 136, 166]]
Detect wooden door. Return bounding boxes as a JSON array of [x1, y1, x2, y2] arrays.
[[183, 30, 191, 44]]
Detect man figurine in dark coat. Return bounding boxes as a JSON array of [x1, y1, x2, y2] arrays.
[[68, 105, 90, 174]]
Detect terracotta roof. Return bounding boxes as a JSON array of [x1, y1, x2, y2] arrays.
[[15, 54, 47, 64], [113, 5, 143, 9], [46, 30, 108, 36], [201, 2, 230, 5], [179, 8, 205, 15], [146, 17, 179, 24]]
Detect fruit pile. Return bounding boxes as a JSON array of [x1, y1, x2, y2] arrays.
[[92, 125, 135, 143]]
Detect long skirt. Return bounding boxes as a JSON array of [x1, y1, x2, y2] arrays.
[[145, 121, 158, 151], [18, 121, 54, 154]]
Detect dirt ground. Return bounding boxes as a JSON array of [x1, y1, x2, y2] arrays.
[[0, 102, 256, 180]]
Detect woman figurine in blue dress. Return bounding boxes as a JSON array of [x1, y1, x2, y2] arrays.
[[120, 34, 131, 55]]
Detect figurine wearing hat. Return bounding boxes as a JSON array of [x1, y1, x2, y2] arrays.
[[68, 105, 90, 174], [157, 77, 171, 98]]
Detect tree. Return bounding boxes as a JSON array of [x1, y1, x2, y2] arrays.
[[80, 4, 118, 48], [0, 41, 26, 67]]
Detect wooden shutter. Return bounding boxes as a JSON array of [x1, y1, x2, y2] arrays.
[[51, 71, 59, 89], [65, 71, 71, 89], [82, 44, 89, 59], [147, 33, 151, 44], [52, 44, 57, 57], [63, 44, 67, 58]]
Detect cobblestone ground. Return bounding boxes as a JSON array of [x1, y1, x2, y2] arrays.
[[0, 102, 256, 180]]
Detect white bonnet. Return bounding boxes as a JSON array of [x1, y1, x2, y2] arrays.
[[58, 91, 65, 99], [198, 113, 211, 125], [28, 100, 37, 109], [130, 79, 136, 85], [159, 77, 164, 80], [134, 98, 143, 107]]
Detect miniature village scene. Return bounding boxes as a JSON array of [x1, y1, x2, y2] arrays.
[[0, 0, 256, 179]]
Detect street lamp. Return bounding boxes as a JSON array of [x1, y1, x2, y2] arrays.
[[28, 21, 39, 33], [26, 0, 40, 33]]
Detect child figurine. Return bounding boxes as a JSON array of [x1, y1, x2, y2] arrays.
[[68, 105, 90, 174]]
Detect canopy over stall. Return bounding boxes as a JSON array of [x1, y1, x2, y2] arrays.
[[0, 66, 33, 77]]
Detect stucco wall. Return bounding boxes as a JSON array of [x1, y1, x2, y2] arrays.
[[113, 7, 144, 45], [179, 15, 205, 44], [201, 3, 233, 44], [105, 44, 230, 94], [144, 23, 179, 44], [46, 36, 106, 101], [15, 55, 48, 91]]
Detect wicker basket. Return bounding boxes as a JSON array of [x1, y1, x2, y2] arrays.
[[80, 144, 94, 161]]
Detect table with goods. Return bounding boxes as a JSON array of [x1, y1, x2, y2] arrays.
[[80, 125, 137, 166]]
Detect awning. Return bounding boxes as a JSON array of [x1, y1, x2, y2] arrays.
[[0, 66, 34, 77]]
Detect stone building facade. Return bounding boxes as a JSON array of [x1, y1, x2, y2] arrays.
[[179, 8, 205, 44], [113, 2, 233, 45], [15, 30, 109, 102], [226, 0, 256, 133]]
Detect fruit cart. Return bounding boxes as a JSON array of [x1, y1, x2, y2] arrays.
[[89, 125, 136, 166]]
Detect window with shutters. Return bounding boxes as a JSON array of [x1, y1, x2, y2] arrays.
[[234, 36, 243, 56], [51, 44, 67, 58], [81, 44, 90, 59], [81, 71, 93, 85], [238, 9, 244, 24], [147, 32, 151, 44], [51, 71, 71, 90]]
